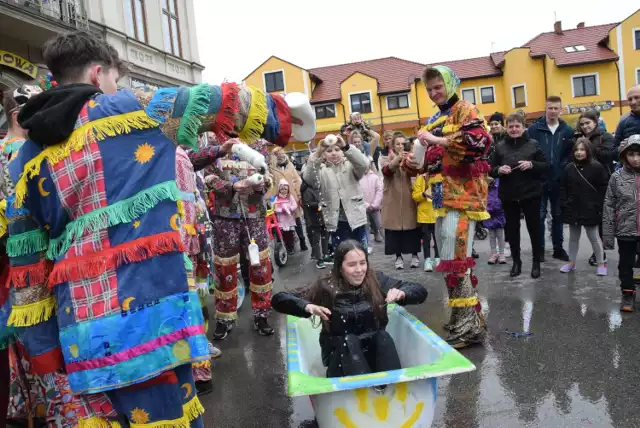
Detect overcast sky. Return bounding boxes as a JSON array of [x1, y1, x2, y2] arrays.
[[194, 0, 638, 84]]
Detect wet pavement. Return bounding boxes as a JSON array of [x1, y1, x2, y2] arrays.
[[203, 225, 640, 428]]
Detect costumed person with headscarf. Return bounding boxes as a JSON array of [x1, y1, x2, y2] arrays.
[[417, 66, 492, 349], [5, 31, 313, 426]]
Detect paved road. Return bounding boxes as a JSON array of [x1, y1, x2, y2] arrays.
[[202, 226, 640, 428]]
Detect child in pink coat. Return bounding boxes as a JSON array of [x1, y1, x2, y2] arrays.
[[275, 179, 299, 253]]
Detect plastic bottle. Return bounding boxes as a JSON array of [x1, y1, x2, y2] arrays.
[[232, 144, 268, 173], [413, 138, 426, 169], [248, 239, 260, 266]]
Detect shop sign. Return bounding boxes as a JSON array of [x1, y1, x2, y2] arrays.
[[563, 101, 613, 115], [0, 50, 38, 79]]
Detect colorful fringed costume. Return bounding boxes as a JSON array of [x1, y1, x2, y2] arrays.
[[421, 66, 492, 348]]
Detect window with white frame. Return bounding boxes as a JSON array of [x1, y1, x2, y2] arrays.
[[636, 68, 640, 84], [512, 85, 527, 108], [461, 88, 476, 104], [635, 29, 640, 50], [123, 0, 147, 42], [480, 86, 495, 104], [350, 92, 372, 114], [264, 71, 285, 93], [314, 104, 336, 119], [572, 74, 598, 97], [386, 93, 409, 110]]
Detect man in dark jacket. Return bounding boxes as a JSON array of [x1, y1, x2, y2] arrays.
[[614, 85, 640, 149], [527, 96, 574, 261]]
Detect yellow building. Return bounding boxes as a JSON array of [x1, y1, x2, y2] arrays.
[[243, 9, 640, 150]]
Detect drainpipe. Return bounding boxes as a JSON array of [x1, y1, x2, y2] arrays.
[[542, 56, 548, 99], [378, 95, 385, 132], [615, 61, 623, 116], [339, 101, 347, 125], [414, 80, 421, 129]]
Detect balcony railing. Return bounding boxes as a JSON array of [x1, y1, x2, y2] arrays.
[[1, 0, 88, 29]]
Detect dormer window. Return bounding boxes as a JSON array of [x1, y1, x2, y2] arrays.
[[563, 45, 587, 53]]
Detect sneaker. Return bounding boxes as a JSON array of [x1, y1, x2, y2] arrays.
[[410, 256, 420, 268], [498, 255, 507, 264], [596, 265, 608, 276], [503, 245, 511, 258], [195, 380, 213, 396], [553, 249, 570, 261], [323, 255, 334, 265], [621, 291, 635, 312], [213, 321, 233, 341], [315, 260, 326, 269], [254, 316, 275, 336], [434, 258, 441, 267], [208, 343, 222, 358], [424, 259, 433, 272], [488, 254, 498, 265], [367, 247, 373, 255], [472, 249, 479, 259], [560, 263, 576, 273], [588, 253, 597, 267], [395, 257, 404, 270]]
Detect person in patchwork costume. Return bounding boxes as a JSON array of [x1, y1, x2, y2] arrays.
[[4, 31, 314, 426], [417, 65, 492, 349]]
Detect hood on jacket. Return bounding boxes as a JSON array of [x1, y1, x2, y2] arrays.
[[277, 178, 290, 192], [18, 84, 102, 147], [620, 134, 640, 162]]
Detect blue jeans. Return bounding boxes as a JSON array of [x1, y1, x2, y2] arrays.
[[331, 221, 368, 251], [539, 186, 564, 252]]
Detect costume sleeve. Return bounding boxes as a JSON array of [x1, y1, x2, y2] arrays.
[[188, 145, 225, 172], [377, 271, 428, 306], [205, 173, 233, 198], [602, 174, 617, 249], [447, 102, 492, 164], [271, 291, 312, 318]]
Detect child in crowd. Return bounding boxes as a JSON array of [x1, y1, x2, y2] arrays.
[[360, 160, 384, 250], [412, 172, 439, 271], [275, 179, 299, 254], [604, 135, 640, 312], [272, 240, 427, 378], [485, 176, 506, 265], [559, 138, 608, 275], [301, 172, 331, 269]]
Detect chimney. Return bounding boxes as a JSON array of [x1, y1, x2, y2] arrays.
[[554, 21, 563, 35], [577, 22, 585, 29]]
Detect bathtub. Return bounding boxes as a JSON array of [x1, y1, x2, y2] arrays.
[[285, 304, 475, 427]]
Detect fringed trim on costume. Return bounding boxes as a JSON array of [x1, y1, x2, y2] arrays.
[[239, 87, 268, 143], [14, 111, 160, 208], [448, 296, 479, 308], [176, 200, 185, 218], [433, 208, 448, 218], [442, 124, 461, 135], [145, 87, 178, 124], [259, 247, 270, 261], [465, 211, 490, 221], [192, 360, 211, 369], [0, 199, 7, 238], [7, 259, 52, 288], [213, 82, 240, 141], [471, 274, 478, 288], [47, 181, 182, 259], [183, 224, 197, 236], [183, 253, 194, 271], [445, 274, 458, 288], [48, 231, 185, 286], [442, 160, 491, 178], [436, 257, 476, 274], [177, 84, 211, 150], [8, 295, 56, 327], [250, 281, 273, 294], [130, 416, 189, 428], [213, 253, 240, 266], [183, 395, 205, 422], [78, 416, 122, 428], [424, 116, 448, 132], [216, 310, 237, 320], [6, 229, 49, 257], [214, 286, 237, 300]]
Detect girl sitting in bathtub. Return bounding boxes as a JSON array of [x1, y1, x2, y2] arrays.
[[272, 240, 428, 378]]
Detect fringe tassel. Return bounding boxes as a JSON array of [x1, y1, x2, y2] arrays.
[[213, 82, 240, 141], [436, 257, 476, 274], [0, 200, 7, 238], [6, 229, 49, 257], [192, 360, 211, 369], [239, 87, 268, 143], [145, 88, 178, 124], [14, 111, 160, 208], [78, 417, 122, 428], [466, 211, 490, 221], [8, 295, 56, 327], [48, 231, 185, 286], [183, 395, 205, 422], [130, 416, 189, 428], [445, 274, 459, 288], [47, 181, 181, 260], [176, 200, 185, 218], [448, 296, 479, 308], [470, 274, 479, 288], [183, 253, 193, 271], [177, 84, 212, 150], [7, 259, 52, 288], [424, 115, 448, 132]]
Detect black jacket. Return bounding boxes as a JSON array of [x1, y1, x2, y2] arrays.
[[574, 128, 616, 175], [490, 133, 548, 202], [527, 116, 574, 185], [558, 160, 609, 226], [300, 173, 324, 228]]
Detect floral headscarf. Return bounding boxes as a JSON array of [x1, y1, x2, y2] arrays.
[[433, 65, 461, 101]]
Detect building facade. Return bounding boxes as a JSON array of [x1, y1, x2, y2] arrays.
[[244, 9, 640, 150]]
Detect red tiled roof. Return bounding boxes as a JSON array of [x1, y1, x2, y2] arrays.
[[490, 51, 506, 67], [522, 22, 618, 66], [429, 56, 502, 80], [308, 57, 424, 103]]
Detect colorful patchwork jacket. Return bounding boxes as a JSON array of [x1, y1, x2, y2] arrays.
[[422, 99, 492, 220], [4, 86, 232, 396]]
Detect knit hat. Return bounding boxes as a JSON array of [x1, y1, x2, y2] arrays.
[[489, 112, 504, 125]]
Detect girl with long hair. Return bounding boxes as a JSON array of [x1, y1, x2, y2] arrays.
[[272, 240, 427, 377]]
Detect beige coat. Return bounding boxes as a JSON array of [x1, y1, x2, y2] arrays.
[[267, 158, 302, 217], [380, 155, 418, 231], [302, 146, 369, 232]]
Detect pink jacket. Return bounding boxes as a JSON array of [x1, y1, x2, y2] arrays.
[[359, 170, 383, 211], [275, 179, 298, 229]]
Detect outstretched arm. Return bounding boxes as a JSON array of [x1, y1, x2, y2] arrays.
[[376, 271, 428, 305]]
